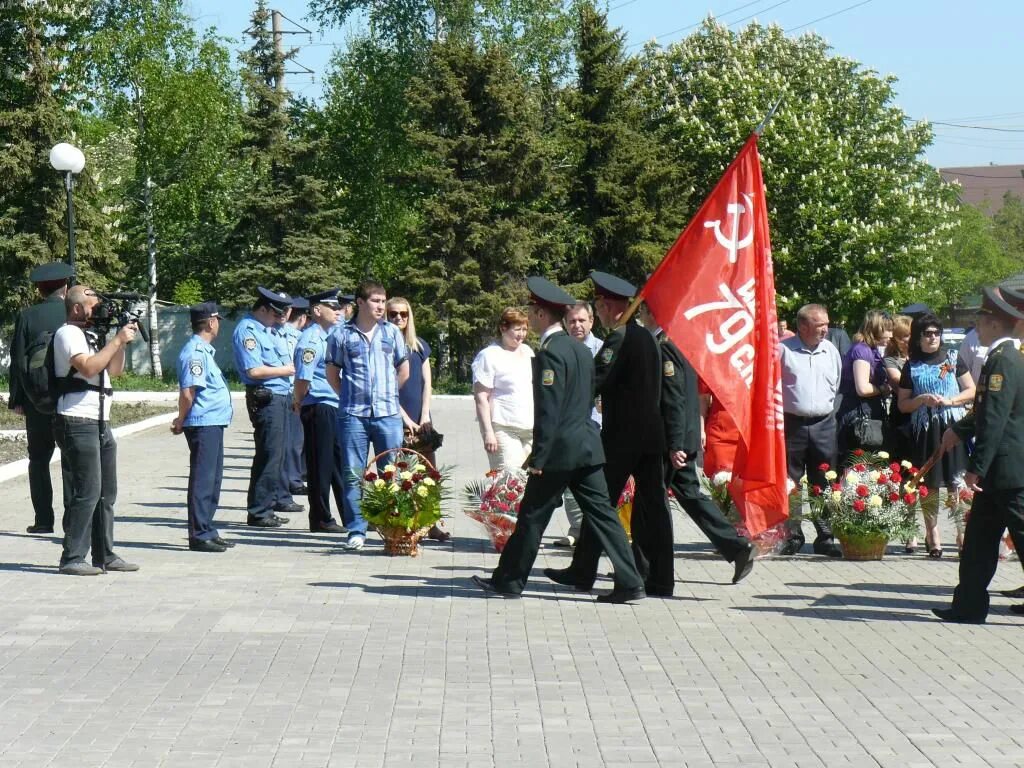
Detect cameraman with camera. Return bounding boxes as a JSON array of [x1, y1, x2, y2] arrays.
[[53, 285, 140, 576]]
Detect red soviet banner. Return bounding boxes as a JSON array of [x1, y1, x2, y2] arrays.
[[638, 134, 788, 535]]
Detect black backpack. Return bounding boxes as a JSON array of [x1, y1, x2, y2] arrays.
[[22, 330, 95, 415]]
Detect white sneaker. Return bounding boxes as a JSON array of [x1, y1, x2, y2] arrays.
[[554, 535, 576, 548], [343, 534, 365, 551]]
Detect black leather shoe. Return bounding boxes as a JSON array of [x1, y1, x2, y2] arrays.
[[732, 543, 755, 584], [189, 539, 227, 553], [247, 516, 284, 527], [596, 586, 646, 604], [813, 537, 843, 558], [999, 585, 1024, 599], [644, 584, 674, 597], [543, 567, 591, 592], [311, 521, 346, 533], [290, 485, 309, 495], [26, 525, 54, 534], [471, 574, 521, 599], [274, 502, 303, 513], [213, 537, 236, 548], [932, 607, 985, 624]]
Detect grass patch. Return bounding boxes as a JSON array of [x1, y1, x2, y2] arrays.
[[0, 402, 173, 434], [0, 441, 24, 465]]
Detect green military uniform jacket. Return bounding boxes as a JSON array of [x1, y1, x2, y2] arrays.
[[528, 329, 605, 472], [655, 329, 700, 457], [8, 294, 67, 410], [951, 339, 1024, 490], [595, 321, 666, 456]]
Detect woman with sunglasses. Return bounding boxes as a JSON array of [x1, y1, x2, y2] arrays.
[[386, 297, 450, 541], [897, 314, 975, 557]]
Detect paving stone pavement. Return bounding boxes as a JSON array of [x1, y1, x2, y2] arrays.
[[2, 396, 1024, 768]]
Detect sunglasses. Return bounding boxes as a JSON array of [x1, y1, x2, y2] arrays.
[[388, 310, 409, 319], [921, 330, 941, 338]]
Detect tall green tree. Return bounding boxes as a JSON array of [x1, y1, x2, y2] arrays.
[[992, 192, 1024, 263], [637, 20, 958, 324], [568, 3, 688, 284], [402, 40, 565, 374], [222, 0, 352, 304]]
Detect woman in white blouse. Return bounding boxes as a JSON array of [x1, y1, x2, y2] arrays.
[[472, 308, 534, 471]]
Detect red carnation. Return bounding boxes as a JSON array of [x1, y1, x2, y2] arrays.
[[853, 449, 865, 457], [853, 499, 866, 512], [903, 492, 917, 505], [364, 472, 378, 482], [401, 480, 413, 491], [891, 473, 902, 484], [812, 484, 823, 496], [854, 463, 867, 473], [429, 470, 442, 481], [919, 486, 930, 498], [383, 470, 394, 481], [889, 492, 900, 502], [856, 485, 870, 498], [889, 463, 900, 473], [497, 502, 510, 512], [909, 466, 919, 474], [505, 491, 518, 501], [396, 461, 409, 469], [831, 483, 841, 492], [818, 462, 830, 472]]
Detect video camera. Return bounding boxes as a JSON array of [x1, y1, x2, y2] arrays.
[[90, 291, 149, 342]]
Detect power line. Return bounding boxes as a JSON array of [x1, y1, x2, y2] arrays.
[[626, 0, 785, 49], [938, 170, 1024, 180], [930, 120, 1024, 133], [609, 0, 644, 11], [728, 0, 795, 28], [785, 0, 874, 33]]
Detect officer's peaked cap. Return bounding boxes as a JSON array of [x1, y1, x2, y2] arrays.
[[190, 301, 221, 324], [29, 262, 75, 283], [527, 276, 576, 311], [979, 286, 1024, 322], [590, 271, 636, 300], [308, 288, 342, 307], [256, 286, 292, 313]]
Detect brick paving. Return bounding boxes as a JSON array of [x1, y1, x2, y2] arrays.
[[1, 396, 1024, 767]]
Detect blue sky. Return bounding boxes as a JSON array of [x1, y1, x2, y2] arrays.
[[187, 0, 1024, 168]]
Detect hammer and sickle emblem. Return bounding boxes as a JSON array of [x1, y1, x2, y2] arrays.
[[703, 193, 755, 264]]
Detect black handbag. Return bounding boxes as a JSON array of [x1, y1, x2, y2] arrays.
[[404, 424, 444, 453], [852, 417, 885, 449]]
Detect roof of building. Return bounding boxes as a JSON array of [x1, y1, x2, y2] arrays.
[[939, 165, 1024, 213]]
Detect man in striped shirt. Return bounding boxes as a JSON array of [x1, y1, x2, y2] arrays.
[[326, 280, 410, 550]]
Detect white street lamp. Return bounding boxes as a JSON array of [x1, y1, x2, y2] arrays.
[[49, 142, 86, 275]]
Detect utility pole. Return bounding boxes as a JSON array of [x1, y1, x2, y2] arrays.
[[144, 176, 162, 378], [268, 9, 314, 94]]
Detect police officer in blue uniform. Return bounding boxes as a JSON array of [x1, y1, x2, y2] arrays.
[[172, 302, 235, 552], [294, 290, 347, 533], [279, 297, 309, 497], [232, 287, 296, 527]]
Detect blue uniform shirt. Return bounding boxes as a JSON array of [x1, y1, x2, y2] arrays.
[[178, 335, 233, 427], [232, 314, 292, 394], [274, 323, 299, 388], [295, 324, 339, 407], [327, 319, 408, 417]]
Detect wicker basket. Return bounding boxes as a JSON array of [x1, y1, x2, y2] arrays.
[[837, 532, 888, 561], [377, 525, 431, 556]]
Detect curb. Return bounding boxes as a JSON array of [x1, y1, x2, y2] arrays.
[[0, 411, 176, 484]]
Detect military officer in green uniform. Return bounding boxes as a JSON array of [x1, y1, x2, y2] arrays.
[[637, 301, 755, 584], [8, 262, 75, 534], [933, 286, 1024, 624], [472, 277, 645, 604]]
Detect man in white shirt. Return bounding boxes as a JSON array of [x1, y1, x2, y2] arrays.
[[53, 285, 140, 575], [958, 327, 988, 385]]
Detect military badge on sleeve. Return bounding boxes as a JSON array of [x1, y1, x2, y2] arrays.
[[990, 374, 1004, 392], [600, 347, 614, 364], [301, 348, 316, 365], [663, 360, 675, 377], [243, 336, 257, 351], [542, 369, 555, 386], [189, 359, 204, 376]]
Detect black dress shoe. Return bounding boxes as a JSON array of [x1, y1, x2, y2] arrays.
[[26, 524, 54, 534], [471, 574, 521, 599], [732, 543, 755, 584], [274, 502, 303, 513], [596, 585, 646, 604], [214, 537, 236, 548], [931, 607, 986, 624], [270, 514, 290, 525], [247, 516, 284, 527], [189, 539, 227, 553], [290, 485, 309, 495], [813, 537, 843, 558], [644, 585, 674, 597], [543, 567, 591, 592], [999, 585, 1024, 599], [311, 521, 346, 533], [779, 537, 804, 556], [1009, 603, 1024, 616]]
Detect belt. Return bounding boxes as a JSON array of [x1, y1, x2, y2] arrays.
[[784, 412, 832, 425]]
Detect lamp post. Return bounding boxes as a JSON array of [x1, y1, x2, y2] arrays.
[[48, 142, 86, 275]]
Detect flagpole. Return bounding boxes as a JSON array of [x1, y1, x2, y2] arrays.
[[754, 95, 784, 137]]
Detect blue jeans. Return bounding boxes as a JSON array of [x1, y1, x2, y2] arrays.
[[337, 412, 403, 536], [184, 425, 224, 542]]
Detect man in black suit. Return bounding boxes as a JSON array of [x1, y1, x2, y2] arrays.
[[472, 277, 644, 604], [8, 262, 75, 534], [637, 302, 755, 584], [546, 271, 674, 596], [933, 286, 1024, 624]]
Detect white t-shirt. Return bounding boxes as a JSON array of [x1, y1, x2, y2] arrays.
[[471, 342, 534, 430], [54, 324, 113, 421], [958, 328, 988, 385]]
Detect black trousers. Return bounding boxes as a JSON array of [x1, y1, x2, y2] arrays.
[[184, 425, 224, 542], [247, 393, 288, 519], [25, 402, 58, 528], [54, 415, 116, 567], [301, 403, 344, 529], [570, 451, 674, 594], [783, 412, 836, 540], [490, 465, 643, 595], [668, 460, 748, 562], [951, 486, 1024, 620]]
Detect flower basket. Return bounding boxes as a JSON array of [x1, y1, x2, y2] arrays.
[[361, 448, 447, 556], [464, 470, 526, 553], [836, 531, 888, 560], [699, 470, 795, 558]]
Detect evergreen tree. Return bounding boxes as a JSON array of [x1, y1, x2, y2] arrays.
[[567, 3, 688, 285], [403, 40, 565, 376], [222, 1, 352, 304]]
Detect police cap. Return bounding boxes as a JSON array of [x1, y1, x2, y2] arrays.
[[999, 285, 1024, 314], [339, 293, 355, 305], [190, 301, 221, 324], [290, 296, 310, 312], [978, 286, 1024, 322], [590, 271, 636, 300], [29, 262, 75, 283], [256, 286, 293, 314], [308, 288, 342, 308], [527, 276, 576, 312], [900, 302, 933, 318]]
